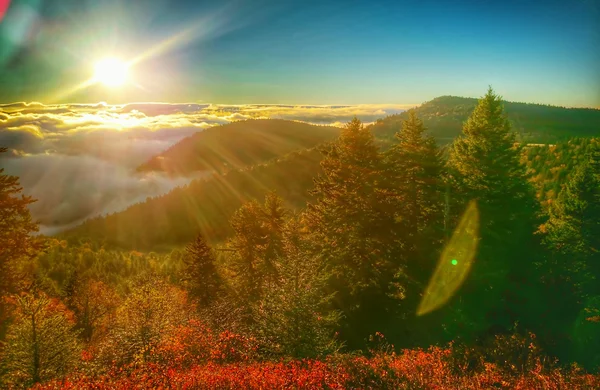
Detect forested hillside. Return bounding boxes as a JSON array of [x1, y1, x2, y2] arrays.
[[137, 119, 339, 175], [2, 89, 600, 389], [66, 147, 324, 249], [109, 99, 599, 249], [137, 96, 600, 179], [522, 138, 599, 208], [64, 135, 599, 252], [371, 96, 600, 143]]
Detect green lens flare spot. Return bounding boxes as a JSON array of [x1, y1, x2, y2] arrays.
[[451, 259, 458, 266]]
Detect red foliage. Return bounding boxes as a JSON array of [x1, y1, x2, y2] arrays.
[[33, 345, 600, 390], [149, 320, 258, 368]]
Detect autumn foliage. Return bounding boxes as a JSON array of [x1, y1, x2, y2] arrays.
[[32, 342, 600, 390]]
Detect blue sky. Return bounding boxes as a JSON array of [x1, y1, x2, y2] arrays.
[[0, 0, 598, 107]]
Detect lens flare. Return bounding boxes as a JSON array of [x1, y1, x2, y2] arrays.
[[417, 200, 479, 316]]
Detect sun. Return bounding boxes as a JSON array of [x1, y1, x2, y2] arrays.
[[93, 58, 128, 87]]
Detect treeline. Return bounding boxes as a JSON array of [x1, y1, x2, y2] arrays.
[[1, 88, 600, 388], [371, 95, 600, 142]]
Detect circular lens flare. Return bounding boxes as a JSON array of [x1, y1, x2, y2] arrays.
[[93, 58, 128, 87]]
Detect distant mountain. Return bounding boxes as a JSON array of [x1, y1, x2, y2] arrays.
[[64, 147, 325, 250], [371, 96, 600, 143], [137, 119, 339, 175], [63, 96, 600, 250]]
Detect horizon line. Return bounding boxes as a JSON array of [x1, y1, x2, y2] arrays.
[[0, 97, 598, 110]]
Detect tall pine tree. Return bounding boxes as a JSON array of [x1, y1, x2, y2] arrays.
[[305, 117, 398, 347], [444, 87, 541, 342], [183, 233, 223, 307], [543, 158, 600, 297], [539, 156, 600, 361], [251, 216, 340, 358], [383, 111, 446, 346]]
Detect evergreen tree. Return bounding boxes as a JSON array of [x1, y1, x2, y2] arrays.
[[183, 233, 223, 307], [260, 191, 287, 281], [542, 156, 600, 298], [383, 111, 446, 346], [538, 157, 600, 360], [251, 216, 340, 358], [227, 199, 268, 302], [305, 117, 398, 347], [226, 193, 289, 304], [385, 111, 444, 244], [444, 87, 541, 342]]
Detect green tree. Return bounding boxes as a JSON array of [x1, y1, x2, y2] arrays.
[[385, 111, 444, 246], [444, 87, 541, 342], [260, 191, 287, 284], [538, 156, 600, 359], [1, 292, 81, 387], [225, 193, 289, 304], [383, 111, 446, 346], [251, 216, 340, 358], [183, 234, 223, 307], [305, 117, 398, 347], [543, 160, 600, 295], [226, 199, 268, 302]]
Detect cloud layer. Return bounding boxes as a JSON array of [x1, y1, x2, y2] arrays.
[[1, 102, 410, 233]]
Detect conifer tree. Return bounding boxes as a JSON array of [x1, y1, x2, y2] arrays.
[[305, 117, 398, 347], [444, 87, 541, 341], [183, 233, 223, 307], [251, 216, 340, 358], [543, 157, 600, 298], [227, 199, 268, 302], [381, 111, 446, 346], [384, 111, 445, 285], [260, 191, 287, 279], [226, 193, 289, 304]]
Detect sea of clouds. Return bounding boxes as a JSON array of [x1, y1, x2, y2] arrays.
[[0, 102, 410, 234]]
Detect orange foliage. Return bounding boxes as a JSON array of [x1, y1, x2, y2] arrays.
[[33, 342, 600, 389]]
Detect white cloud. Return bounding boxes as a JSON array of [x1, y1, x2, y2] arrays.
[[1, 101, 410, 233]]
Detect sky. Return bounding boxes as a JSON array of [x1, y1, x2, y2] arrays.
[[0, 0, 598, 107], [0, 0, 598, 234]]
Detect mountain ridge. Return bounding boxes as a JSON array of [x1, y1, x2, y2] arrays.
[[62, 95, 599, 248], [136, 119, 339, 176]]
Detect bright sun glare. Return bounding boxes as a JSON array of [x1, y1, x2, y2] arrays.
[[93, 58, 128, 87]]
